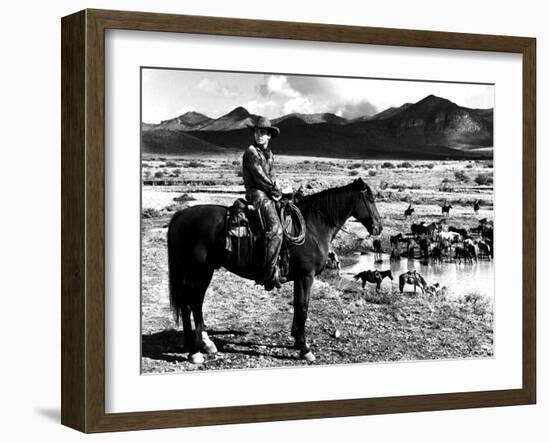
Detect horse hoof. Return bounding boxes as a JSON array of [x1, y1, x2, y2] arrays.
[[200, 332, 218, 354], [201, 340, 218, 355], [301, 351, 316, 362], [189, 352, 204, 364]]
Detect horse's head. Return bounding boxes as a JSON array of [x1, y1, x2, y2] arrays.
[[351, 178, 382, 236]]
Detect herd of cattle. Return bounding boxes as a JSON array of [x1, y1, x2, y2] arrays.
[[325, 202, 494, 296], [385, 216, 494, 264]]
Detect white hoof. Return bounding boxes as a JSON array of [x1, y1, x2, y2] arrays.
[[189, 352, 204, 364], [200, 332, 218, 354], [302, 351, 316, 362]]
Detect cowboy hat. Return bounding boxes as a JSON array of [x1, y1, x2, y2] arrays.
[[248, 116, 280, 138]]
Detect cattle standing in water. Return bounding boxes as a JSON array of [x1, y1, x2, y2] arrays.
[[390, 233, 403, 248], [464, 239, 478, 262], [404, 204, 415, 218], [373, 239, 383, 262], [407, 238, 417, 259], [431, 245, 443, 264], [390, 247, 401, 262], [455, 245, 474, 264], [419, 237, 430, 262], [477, 240, 492, 259], [354, 269, 393, 293]]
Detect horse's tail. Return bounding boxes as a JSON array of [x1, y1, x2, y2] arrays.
[[168, 211, 185, 326]]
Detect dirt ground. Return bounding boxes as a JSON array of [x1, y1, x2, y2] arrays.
[[141, 155, 494, 373]]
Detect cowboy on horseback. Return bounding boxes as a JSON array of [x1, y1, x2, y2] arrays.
[[242, 116, 284, 291]]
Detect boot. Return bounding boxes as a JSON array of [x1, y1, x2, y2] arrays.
[[264, 266, 282, 291]]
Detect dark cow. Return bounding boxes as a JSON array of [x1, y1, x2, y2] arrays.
[[442, 202, 452, 217], [448, 226, 469, 238], [455, 245, 473, 263], [372, 239, 383, 262], [390, 233, 403, 248], [390, 247, 401, 262], [411, 222, 428, 236], [431, 245, 443, 264], [404, 204, 415, 218]]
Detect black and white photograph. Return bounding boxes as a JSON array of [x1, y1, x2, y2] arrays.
[[140, 68, 495, 373]]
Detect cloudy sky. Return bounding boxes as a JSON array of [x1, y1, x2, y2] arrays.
[[142, 68, 494, 124]]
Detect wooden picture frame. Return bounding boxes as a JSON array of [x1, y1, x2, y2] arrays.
[[61, 9, 536, 433]]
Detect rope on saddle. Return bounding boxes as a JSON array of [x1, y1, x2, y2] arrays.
[[280, 202, 306, 246]]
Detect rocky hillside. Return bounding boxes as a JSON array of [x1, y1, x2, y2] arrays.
[[142, 95, 493, 159]]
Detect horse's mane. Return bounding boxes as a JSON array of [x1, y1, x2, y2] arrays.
[[297, 183, 356, 226]]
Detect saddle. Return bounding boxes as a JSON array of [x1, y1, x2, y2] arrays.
[[224, 198, 304, 280]]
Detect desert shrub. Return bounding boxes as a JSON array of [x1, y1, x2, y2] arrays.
[[172, 169, 181, 176], [165, 161, 178, 167], [454, 170, 470, 183], [173, 193, 195, 202], [368, 170, 377, 177], [314, 162, 333, 171], [474, 173, 493, 186], [349, 170, 360, 176], [154, 171, 164, 179], [379, 180, 389, 190], [142, 208, 160, 218], [231, 160, 240, 165], [484, 160, 494, 168], [389, 183, 406, 191], [426, 163, 435, 169], [163, 204, 182, 213], [381, 162, 395, 169], [398, 161, 413, 168], [187, 160, 205, 168], [349, 162, 362, 169], [465, 164, 473, 169], [439, 181, 454, 192]]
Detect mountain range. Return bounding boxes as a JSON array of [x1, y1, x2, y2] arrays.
[[141, 95, 493, 159]]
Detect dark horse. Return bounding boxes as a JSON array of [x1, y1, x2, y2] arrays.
[[167, 178, 382, 363], [353, 269, 393, 292]]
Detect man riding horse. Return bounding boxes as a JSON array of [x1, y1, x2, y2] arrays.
[[242, 116, 284, 291]]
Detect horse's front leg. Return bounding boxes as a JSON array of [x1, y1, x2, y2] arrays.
[[291, 273, 315, 362]]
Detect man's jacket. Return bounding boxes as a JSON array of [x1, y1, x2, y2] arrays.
[[242, 144, 281, 207]]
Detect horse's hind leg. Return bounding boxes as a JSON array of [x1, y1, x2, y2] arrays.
[[186, 267, 215, 363], [191, 275, 218, 356]]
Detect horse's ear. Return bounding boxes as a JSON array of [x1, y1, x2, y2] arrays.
[[353, 177, 367, 189]]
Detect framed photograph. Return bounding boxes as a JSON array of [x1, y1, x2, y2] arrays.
[[61, 9, 536, 433]]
